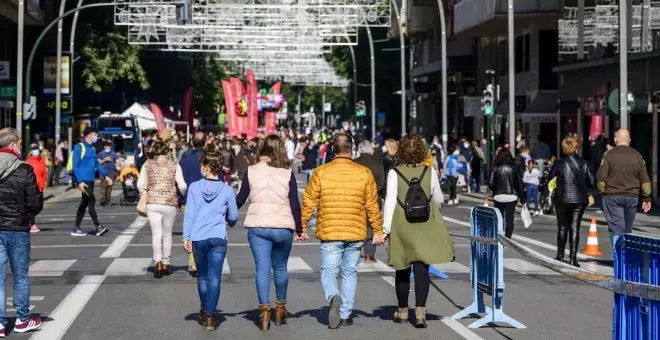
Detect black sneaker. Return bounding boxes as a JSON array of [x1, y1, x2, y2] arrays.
[[328, 295, 341, 329], [95, 225, 108, 236], [339, 318, 353, 327], [190, 270, 198, 278]]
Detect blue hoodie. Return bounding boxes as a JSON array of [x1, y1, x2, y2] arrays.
[[183, 178, 238, 242], [73, 142, 108, 182], [445, 154, 460, 178]]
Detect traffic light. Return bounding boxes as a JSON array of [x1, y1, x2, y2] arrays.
[[176, 0, 193, 25], [482, 84, 495, 116], [356, 100, 366, 117]]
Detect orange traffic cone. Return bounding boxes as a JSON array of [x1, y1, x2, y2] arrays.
[[582, 217, 603, 256], [484, 198, 489, 206]]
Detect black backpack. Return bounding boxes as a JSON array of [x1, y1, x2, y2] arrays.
[[393, 166, 431, 223]]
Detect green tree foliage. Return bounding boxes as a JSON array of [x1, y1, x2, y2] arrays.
[[80, 28, 149, 93], [191, 57, 232, 117]]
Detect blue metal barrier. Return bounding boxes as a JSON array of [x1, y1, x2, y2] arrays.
[[613, 234, 660, 340], [451, 205, 525, 329]]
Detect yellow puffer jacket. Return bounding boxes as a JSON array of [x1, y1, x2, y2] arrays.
[[302, 157, 383, 241]]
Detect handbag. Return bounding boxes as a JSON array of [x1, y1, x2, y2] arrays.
[[565, 157, 594, 207], [521, 205, 533, 229], [137, 164, 148, 216]]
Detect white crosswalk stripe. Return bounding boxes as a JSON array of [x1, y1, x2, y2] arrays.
[[286, 256, 313, 272], [504, 258, 560, 275], [432, 262, 470, 274], [105, 258, 153, 276], [357, 259, 395, 273], [29, 260, 77, 277], [6, 296, 44, 313]]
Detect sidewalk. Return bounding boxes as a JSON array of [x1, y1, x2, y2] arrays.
[[460, 191, 660, 234]]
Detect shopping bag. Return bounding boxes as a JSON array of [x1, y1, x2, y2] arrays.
[[521, 205, 532, 229]]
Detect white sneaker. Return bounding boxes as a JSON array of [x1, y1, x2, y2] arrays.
[[534, 211, 540, 216]]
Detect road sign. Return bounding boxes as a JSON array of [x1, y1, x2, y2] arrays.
[[0, 61, 9, 80], [324, 103, 331, 112], [23, 96, 36, 120], [0, 86, 16, 99]]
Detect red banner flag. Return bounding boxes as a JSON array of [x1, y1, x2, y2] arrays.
[[222, 80, 237, 137], [246, 69, 258, 138], [271, 81, 282, 95], [264, 110, 277, 135], [230, 77, 247, 137], [149, 103, 166, 133]]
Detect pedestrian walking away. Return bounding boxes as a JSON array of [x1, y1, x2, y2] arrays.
[[72, 127, 114, 237], [97, 141, 118, 206], [443, 146, 460, 205], [236, 135, 302, 331], [25, 144, 47, 233], [183, 148, 238, 331], [489, 149, 526, 238], [354, 140, 385, 264], [383, 134, 454, 328], [549, 136, 595, 267], [301, 133, 384, 329], [0, 128, 44, 336], [596, 129, 652, 246]]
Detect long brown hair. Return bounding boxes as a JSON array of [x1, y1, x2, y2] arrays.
[[253, 135, 289, 169]]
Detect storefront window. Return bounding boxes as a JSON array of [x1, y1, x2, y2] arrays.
[[559, 0, 660, 64]]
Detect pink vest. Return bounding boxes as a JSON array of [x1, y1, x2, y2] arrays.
[[243, 162, 295, 229]]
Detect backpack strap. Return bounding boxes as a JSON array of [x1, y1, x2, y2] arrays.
[[392, 166, 431, 209], [392, 167, 410, 185]]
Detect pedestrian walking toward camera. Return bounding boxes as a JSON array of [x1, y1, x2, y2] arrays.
[[138, 141, 188, 278], [71, 127, 113, 237], [489, 149, 526, 238], [0, 128, 44, 336], [183, 149, 238, 331], [522, 160, 541, 215], [236, 135, 302, 331], [300, 133, 384, 329], [383, 134, 454, 328], [25, 144, 47, 233], [597, 129, 652, 245], [354, 140, 385, 264], [549, 136, 595, 266]]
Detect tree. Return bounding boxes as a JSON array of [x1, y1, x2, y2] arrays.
[[191, 57, 232, 116], [80, 27, 149, 93]]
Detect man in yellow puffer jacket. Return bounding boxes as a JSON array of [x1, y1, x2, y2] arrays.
[[300, 133, 384, 329]]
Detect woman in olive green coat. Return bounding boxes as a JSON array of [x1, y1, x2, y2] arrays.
[[382, 134, 455, 328]]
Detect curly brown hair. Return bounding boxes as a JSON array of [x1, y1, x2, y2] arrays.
[[253, 135, 289, 169], [200, 144, 223, 176], [146, 140, 170, 159], [397, 134, 427, 166]]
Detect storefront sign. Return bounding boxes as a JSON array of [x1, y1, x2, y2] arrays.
[[520, 114, 557, 123], [43, 55, 71, 95], [606, 89, 650, 115], [0, 62, 9, 80], [0, 86, 16, 99]]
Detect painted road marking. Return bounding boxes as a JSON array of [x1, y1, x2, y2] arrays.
[[104, 258, 154, 276], [286, 256, 313, 272], [358, 258, 394, 273], [32, 244, 110, 248], [99, 215, 148, 258], [504, 258, 559, 275], [29, 260, 77, 277], [30, 275, 105, 340], [432, 262, 470, 274]]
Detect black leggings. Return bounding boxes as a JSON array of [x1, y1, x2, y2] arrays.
[[555, 203, 587, 257], [448, 176, 458, 200], [494, 201, 517, 238], [395, 262, 430, 308], [75, 181, 100, 227]]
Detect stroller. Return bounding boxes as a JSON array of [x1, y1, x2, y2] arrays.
[[120, 172, 140, 206]]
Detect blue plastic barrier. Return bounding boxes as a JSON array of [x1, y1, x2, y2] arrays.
[[613, 234, 660, 340], [451, 205, 526, 329]]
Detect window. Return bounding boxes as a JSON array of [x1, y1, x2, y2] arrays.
[[515, 34, 530, 73]]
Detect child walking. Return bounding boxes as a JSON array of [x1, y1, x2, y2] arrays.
[[523, 160, 542, 215], [183, 147, 239, 331]]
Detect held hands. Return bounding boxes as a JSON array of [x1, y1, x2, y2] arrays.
[[78, 182, 88, 193], [642, 201, 652, 213], [295, 233, 309, 242], [372, 234, 387, 246], [105, 176, 114, 186], [183, 240, 192, 253]]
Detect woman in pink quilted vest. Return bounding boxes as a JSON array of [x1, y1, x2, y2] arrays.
[[236, 135, 302, 331], [138, 140, 187, 278]]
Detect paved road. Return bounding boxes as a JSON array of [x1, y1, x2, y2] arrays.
[[8, 176, 615, 339]]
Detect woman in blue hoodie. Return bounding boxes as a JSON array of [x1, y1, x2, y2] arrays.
[[183, 146, 239, 331]]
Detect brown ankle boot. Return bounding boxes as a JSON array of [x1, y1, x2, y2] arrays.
[[154, 261, 163, 279], [274, 300, 288, 326], [414, 307, 427, 328], [259, 304, 271, 331], [393, 307, 408, 324], [204, 313, 216, 331], [162, 264, 171, 275]]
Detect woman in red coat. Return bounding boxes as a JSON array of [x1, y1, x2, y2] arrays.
[[26, 144, 47, 233]]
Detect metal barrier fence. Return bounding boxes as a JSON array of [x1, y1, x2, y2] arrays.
[[451, 205, 526, 329], [613, 234, 660, 340]]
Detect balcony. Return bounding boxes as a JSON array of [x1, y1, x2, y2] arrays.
[[453, 0, 560, 36]]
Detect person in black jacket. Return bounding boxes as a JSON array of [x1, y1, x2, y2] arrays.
[[0, 128, 44, 335], [549, 136, 595, 267], [354, 140, 386, 263], [489, 149, 526, 238]]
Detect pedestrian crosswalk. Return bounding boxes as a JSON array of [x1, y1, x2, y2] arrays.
[[26, 255, 614, 278]]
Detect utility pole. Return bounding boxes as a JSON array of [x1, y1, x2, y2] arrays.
[[366, 27, 376, 140], [321, 83, 326, 127], [392, 0, 406, 135], [508, 0, 516, 153], [16, 0, 24, 136], [619, 0, 629, 129], [55, 0, 68, 145], [435, 0, 448, 150]]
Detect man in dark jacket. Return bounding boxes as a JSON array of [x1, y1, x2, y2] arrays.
[[0, 128, 43, 335], [354, 140, 385, 263]]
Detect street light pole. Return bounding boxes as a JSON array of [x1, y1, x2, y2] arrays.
[[435, 0, 448, 151], [348, 44, 357, 113], [55, 0, 68, 145], [619, 0, 628, 129], [16, 0, 25, 136], [69, 0, 85, 149], [392, 0, 406, 135], [508, 0, 516, 153], [366, 27, 376, 140]]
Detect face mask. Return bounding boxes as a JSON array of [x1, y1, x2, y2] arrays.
[[39, 146, 44, 151], [516, 136, 521, 142], [453, 151, 460, 155], [92, 135, 99, 143], [105, 148, 111, 153], [463, 142, 469, 148], [31, 150, 40, 157]]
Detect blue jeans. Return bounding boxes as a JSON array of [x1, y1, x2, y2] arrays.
[[247, 228, 293, 304], [320, 241, 363, 320], [602, 196, 639, 246], [526, 184, 539, 211], [0, 232, 31, 324], [193, 238, 227, 314]]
